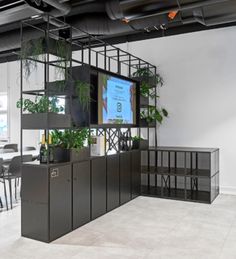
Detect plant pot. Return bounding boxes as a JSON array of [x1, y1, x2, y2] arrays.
[[132, 139, 148, 150], [71, 97, 90, 127], [70, 147, 90, 162], [139, 118, 156, 128], [140, 140, 149, 150], [53, 147, 70, 163], [21, 113, 71, 129], [140, 95, 149, 106], [46, 80, 72, 96], [132, 76, 156, 88], [132, 140, 140, 150]]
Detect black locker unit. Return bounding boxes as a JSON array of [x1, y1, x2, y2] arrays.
[[91, 157, 107, 219], [107, 154, 120, 211], [21, 162, 72, 242], [131, 150, 141, 199], [72, 160, 91, 229], [120, 152, 131, 205]]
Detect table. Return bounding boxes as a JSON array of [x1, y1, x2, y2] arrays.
[[0, 150, 39, 163]]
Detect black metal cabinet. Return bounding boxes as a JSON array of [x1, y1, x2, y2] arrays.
[[72, 161, 91, 229], [107, 154, 120, 211], [120, 152, 131, 205], [91, 157, 106, 219], [131, 150, 141, 199], [49, 165, 72, 241], [21, 163, 72, 243]]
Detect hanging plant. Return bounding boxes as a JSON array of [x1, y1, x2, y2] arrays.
[[20, 37, 44, 80], [20, 37, 71, 81], [74, 80, 92, 111]]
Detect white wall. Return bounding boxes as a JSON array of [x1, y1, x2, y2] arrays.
[[128, 26, 236, 194], [1, 61, 40, 148]]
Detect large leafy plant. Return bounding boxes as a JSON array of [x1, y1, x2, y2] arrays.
[[51, 128, 89, 152], [141, 106, 168, 124], [133, 67, 163, 86], [16, 96, 64, 113]]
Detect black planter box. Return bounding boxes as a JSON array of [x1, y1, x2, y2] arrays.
[[53, 147, 70, 163], [140, 96, 149, 106], [22, 113, 71, 129], [46, 80, 72, 96], [132, 76, 156, 88], [71, 98, 89, 127], [139, 119, 156, 128], [70, 147, 90, 162], [132, 139, 148, 150]]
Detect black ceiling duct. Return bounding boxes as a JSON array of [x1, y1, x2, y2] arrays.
[[24, 0, 51, 12]]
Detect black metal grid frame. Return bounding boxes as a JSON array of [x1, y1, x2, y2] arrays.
[[19, 14, 158, 165], [141, 148, 220, 203]]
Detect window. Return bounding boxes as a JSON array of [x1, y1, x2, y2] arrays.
[[0, 94, 8, 140]]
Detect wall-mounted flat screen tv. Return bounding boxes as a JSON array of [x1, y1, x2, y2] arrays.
[[98, 72, 136, 125]]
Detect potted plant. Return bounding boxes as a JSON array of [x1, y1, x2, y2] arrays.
[[21, 36, 71, 81], [132, 136, 148, 150], [16, 96, 71, 129], [51, 128, 90, 162], [140, 106, 168, 127], [132, 67, 163, 87]]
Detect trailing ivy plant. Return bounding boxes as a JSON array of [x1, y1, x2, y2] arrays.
[[51, 128, 89, 152], [74, 80, 92, 111], [21, 37, 44, 80], [54, 39, 71, 80], [16, 96, 64, 113], [20, 37, 71, 81], [141, 106, 168, 124]]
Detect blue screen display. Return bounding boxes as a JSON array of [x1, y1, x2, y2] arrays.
[[99, 73, 136, 124]]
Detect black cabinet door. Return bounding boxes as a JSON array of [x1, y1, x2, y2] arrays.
[[91, 157, 106, 220], [131, 150, 141, 199], [107, 155, 120, 211], [120, 152, 131, 205], [49, 165, 72, 241], [73, 161, 91, 229]]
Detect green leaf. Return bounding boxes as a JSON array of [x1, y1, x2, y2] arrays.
[[162, 108, 168, 117]]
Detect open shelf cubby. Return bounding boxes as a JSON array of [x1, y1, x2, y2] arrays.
[[141, 147, 219, 204]]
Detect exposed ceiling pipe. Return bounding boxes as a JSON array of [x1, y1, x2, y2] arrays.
[[42, 0, 71, 16], [106, 0, 231, 21]]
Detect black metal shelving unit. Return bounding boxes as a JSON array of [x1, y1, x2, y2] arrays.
[[141, 147, 220, 204], [19, 15, 154, 243], [19, 14, 219, 243]]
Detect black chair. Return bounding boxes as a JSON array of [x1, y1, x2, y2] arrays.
[[0, 158, 8, 210], [23, 146, 36, 151], [2, 155, 32, 209], [3, 144, 18, 152]]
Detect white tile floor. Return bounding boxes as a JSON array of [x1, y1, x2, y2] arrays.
[[1, 194, 236, 259]]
